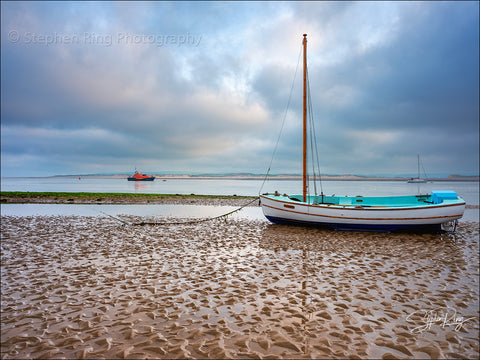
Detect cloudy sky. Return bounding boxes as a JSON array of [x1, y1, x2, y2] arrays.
[[1, 1, 478, 177]]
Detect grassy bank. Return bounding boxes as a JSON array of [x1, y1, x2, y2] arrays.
[[0, 191, 257, 205]]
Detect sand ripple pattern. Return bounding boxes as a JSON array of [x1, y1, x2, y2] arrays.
[[1, 215, 479, 359]]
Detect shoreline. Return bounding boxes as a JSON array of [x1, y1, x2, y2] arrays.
[[0, 191, 259, 207]]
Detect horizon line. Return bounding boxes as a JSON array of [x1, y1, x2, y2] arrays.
[[2, 172, 479, 179]]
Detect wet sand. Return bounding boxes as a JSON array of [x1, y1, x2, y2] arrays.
[[1, 215, 479, 359]]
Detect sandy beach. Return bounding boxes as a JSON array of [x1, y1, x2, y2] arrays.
[[1, 213, 479, 359]]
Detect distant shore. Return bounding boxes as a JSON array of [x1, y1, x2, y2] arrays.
[[11, 173, 479, 182]]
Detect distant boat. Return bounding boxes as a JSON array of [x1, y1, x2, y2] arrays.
[[407, 178, 427, 183], [127, 171, 155, 181], [407, 154, 427, 183], [259, 34, 465, 232]]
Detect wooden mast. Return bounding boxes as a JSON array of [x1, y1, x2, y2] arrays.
[[303, 34, 307, 202]]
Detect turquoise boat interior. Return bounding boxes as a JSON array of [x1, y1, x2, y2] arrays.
[[267, 190, 465, 208]]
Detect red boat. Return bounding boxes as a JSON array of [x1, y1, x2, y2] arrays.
[[127, 171, 155, 181]]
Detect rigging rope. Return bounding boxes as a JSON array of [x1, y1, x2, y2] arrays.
[[104, 42, 321, 227], [102, 47, 304, 227], [258, 43, 304, 196], [258, 41, 324, 201], [101, 197, 259, 227], [420, 157, 429, 180], [305, 63, 324, 200]]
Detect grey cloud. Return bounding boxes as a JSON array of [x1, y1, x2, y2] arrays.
[[1, 1, 478, 177]]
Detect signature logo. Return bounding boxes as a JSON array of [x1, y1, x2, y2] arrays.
[[406, 306, 477, 334]]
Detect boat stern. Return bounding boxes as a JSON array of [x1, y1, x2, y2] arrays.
[[431, 190, 461, 204]]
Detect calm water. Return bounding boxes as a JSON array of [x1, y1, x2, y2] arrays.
[[1, 177, 478, 222], [1, 203, 479, 223], [1, 177, 479, 205]]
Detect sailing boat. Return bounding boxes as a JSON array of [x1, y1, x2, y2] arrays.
[[407, 154, 427, 183], [259, 34, 465, 232]]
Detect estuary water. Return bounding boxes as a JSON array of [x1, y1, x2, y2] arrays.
[[1, 177, 479, 205], [2, 177, 478, 222]]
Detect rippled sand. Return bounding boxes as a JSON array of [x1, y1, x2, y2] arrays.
[[1, 215, 479, 359]]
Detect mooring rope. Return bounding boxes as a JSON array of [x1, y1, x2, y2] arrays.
[[258, 43, 303, 196], [101, 197, 259, 226]]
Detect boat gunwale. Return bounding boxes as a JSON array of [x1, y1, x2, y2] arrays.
[[259, 194, 466, 212]]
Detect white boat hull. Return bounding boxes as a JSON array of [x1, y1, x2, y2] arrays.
[[260, 193, 465, 231]]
